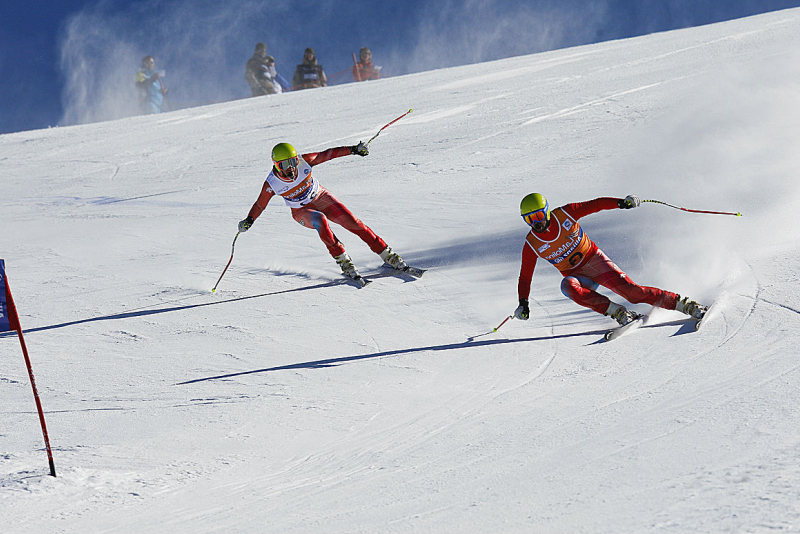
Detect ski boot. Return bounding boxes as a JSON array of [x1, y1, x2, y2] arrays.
[[379, 246, 408, 271], [335, 252, 362, 280], [676, 296, 707, 320], [606, 302, 639, 326]]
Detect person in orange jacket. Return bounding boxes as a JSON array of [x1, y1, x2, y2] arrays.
[[515, 193, 707, 325], [353, 47, 381, 81]]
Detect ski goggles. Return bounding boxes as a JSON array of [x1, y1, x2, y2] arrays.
[[275, 157, 299, 172], [522, 206, 550, 230]]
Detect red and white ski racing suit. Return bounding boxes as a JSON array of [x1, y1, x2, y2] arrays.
[[518, 197, 679, 315], [247, 147, 387, 258]]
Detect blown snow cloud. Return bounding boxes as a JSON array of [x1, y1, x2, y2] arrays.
[[606, 49, 800, 298], [58, 0, 278, 126]]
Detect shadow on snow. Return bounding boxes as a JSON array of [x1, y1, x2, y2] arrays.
[[176, 329, 606, 385], [0, 279, 352, 337], [177, 317, 698, 385]]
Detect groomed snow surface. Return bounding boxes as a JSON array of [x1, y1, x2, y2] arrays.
[[3, 8, 800, 533]]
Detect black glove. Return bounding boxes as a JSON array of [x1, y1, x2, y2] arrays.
[[514, 298, 530, 320], [617, 195, 641, 209], [238, 216, 254, 232], [351, 141, 369, 157]]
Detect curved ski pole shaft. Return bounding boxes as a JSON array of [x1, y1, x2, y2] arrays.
[[366, 109, 413, 146], [643, 199, 742, 217], [212, 232, 240, 292]]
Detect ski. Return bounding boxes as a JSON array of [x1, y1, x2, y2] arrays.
[[382, 263, 427, 278], [342, 274, 371, 288], [401, 265, 426, 278], [344, 265, 426, 287], [353, 275, 371, 288], [693, 301, 715, 330], [604, 313, 646, 341]]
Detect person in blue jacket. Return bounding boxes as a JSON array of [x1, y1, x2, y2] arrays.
[[135, 55, 168, 114], [265, 55, 291, 93]]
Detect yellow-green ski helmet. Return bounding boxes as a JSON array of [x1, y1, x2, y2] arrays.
[[271, 142, 297, 164], [520, 193, 550, 230], [271, 142, 299, 180]]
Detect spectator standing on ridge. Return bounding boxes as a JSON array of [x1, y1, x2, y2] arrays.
[[245, 42, 275, 96], [265, 55, 291, 93], [135, 55, 168, 114], [292, 48, 327, 90], [353, 47, 381, 81]]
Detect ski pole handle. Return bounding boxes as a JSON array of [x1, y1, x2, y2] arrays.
[[212, 232, 240, 292], [366, 109, 413, 145], [643, 199, 742, 217]]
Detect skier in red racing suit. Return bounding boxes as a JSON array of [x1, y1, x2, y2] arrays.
[[238, 141, 408, 281], [515, 193, 707, 326]]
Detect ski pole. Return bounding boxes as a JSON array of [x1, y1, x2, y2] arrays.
[[366, 109, 413, 146], [643, 199, 742, 217], [467, 315, 514, 342], [212, 232, 240, 292], [493, 315, 513, 332]]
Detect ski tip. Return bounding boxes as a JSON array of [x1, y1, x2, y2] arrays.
[[211, 288, 216, 293]]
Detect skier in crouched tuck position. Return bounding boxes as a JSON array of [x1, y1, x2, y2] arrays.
[[514, 193, 707, 326], [238, 141, 408, 283]]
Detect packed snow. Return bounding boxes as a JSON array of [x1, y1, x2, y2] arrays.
[[2, 8, 800, 533]]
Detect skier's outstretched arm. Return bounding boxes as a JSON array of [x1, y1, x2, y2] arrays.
[[303, 142, 369, 166], [564, 197, 627, 219], [239, 184, 275, 232]]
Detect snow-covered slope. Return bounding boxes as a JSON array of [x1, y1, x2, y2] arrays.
[[3, 8, 800, 533]]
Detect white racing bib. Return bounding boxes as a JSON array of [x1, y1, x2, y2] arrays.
[[265, 157, 319, 208]]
